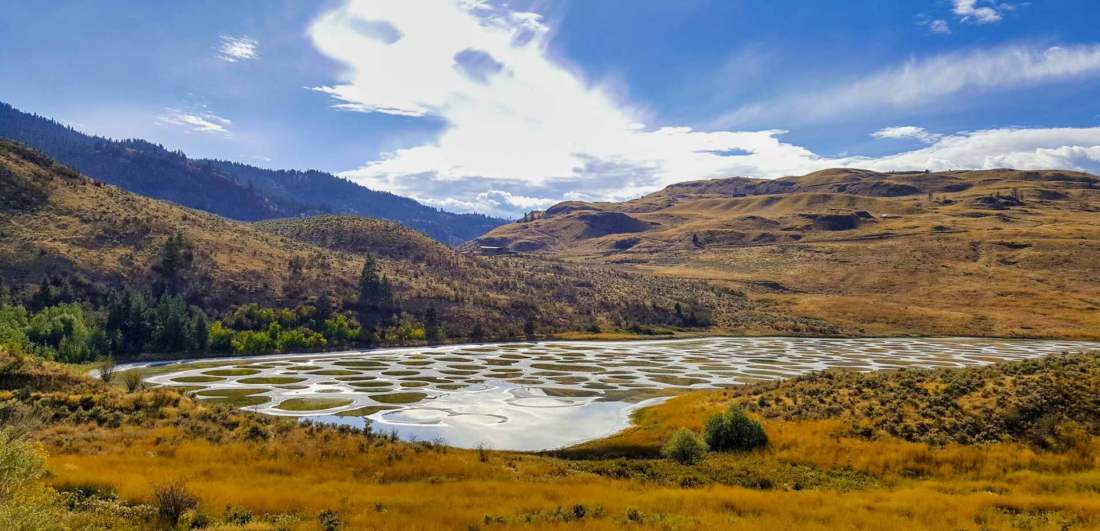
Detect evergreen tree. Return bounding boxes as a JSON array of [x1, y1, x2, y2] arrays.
[[285, 256, 305, 300], [470, 322, 485, 341], [106, 291, 152, 355], [524, 314, 536, 339], [152, 233, 193, 297], [315, 292, 334, 324], [153, 295, 190, 352], [191, 312, 210, 352], [424, 306, 442, 343], [357, 255, 394, 326]]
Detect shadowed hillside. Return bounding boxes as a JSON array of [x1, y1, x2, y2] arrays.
[[0, 140, 822, 336], [0, 101, 503, 244], [475, 168, 1100, 338]]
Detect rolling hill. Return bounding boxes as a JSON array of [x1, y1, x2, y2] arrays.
[[0, 140, 821, 336], [474, 168, 1100, 338], [0, 101, 503, 245]]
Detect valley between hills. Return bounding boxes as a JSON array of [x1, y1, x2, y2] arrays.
[[2, 138, 1100, 530]]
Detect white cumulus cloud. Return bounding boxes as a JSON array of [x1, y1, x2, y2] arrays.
[[306, 1, 1100, 217], [953, 0, 1003, 24], [218, 35, 259, 62], [872, 126, 943, 144], [854, 127, 1100, 173]]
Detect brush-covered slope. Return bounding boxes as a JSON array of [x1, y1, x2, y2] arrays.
[[0, 141, 820, 335], [476, 168, 1100, 338], [254, 215, 447, 262], [248, 211, 832, 335], [0, 101, 502, 244], [0, 139, 358, 309]]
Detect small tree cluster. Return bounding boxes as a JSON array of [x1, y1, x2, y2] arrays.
[[661, 428, 708, 464], [703, 406, 768, 452]]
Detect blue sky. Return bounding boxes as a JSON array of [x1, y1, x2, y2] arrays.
[[2, 1, 1100, 217]]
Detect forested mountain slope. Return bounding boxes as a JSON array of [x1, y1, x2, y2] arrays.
[[0, 140, 820, 336], [0, 101, 503, 244]]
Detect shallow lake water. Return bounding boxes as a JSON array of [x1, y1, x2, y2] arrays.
[[133, 337, 1099, 450]]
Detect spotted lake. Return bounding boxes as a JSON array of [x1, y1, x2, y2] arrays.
[[126, 337, 1099, 450]]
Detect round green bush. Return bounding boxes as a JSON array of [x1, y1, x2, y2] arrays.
[[703, 407, 768, 452], [661, 428, 709, 465]]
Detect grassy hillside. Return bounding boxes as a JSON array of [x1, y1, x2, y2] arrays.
[[0, 140, 820, 337], [0, 101, 503, 244], [254, 215, 448, 262], [476, 168, 1100, 338], [5, 343, 1099, 529]]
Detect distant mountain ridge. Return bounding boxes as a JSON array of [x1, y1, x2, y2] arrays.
[[0, 101, 504, 244], [0, 139, 813, 335]]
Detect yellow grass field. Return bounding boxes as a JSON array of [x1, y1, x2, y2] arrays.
[[25, 351, 1100, 530]]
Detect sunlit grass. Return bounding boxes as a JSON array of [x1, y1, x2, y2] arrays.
[[43, 422, 1100, 530], [274, 398, 352, 411]]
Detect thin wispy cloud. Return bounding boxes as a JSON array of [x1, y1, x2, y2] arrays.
[[718, 43, 1100, 128], [218, 35, 259, 62], [157, 108, 232, 135], [928, 19, 951, 34]]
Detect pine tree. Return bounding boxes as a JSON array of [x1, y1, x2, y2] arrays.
[[357, 255, 394, 326], [153, 295, 190, 352], [424, 306, 442, 343], [153, 233, 193, 297], [315, 292, 334, 324], [524, 314, 536, 339], [191, 313, 210, 352]]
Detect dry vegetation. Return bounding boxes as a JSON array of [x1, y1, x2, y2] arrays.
[[0, 140, 825, 338], [476, 168, 1100, 339], [3, 344, 1100, 530]]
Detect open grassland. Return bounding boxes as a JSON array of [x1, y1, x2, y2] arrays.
[[476, 168, 1100, 339], [4, 346, 1100, 529]]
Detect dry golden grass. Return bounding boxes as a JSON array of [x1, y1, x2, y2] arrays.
[[478, 168, 1100, 339], [23, 353, 1100, 530], [43, 417, 1100, 530]]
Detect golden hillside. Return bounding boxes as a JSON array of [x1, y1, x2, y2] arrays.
[[476, 168, 1100, 338], [254, 215, 448, 262], [0, 140, 821, 335]]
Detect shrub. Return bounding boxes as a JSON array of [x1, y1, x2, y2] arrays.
[[98, 357, 117, 384], [152, 481, 198, 525], [704, 407, 768, 452], [0, 428, 46, 499], [121, 371, 144, 393], [318, 509, 343, 531], [223, 505, 252, 525], [661, 428, 708, 464]]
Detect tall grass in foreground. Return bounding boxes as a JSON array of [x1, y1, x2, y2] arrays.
[[40, 418, 1100, 530], [11, 349, 1100, 529]]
